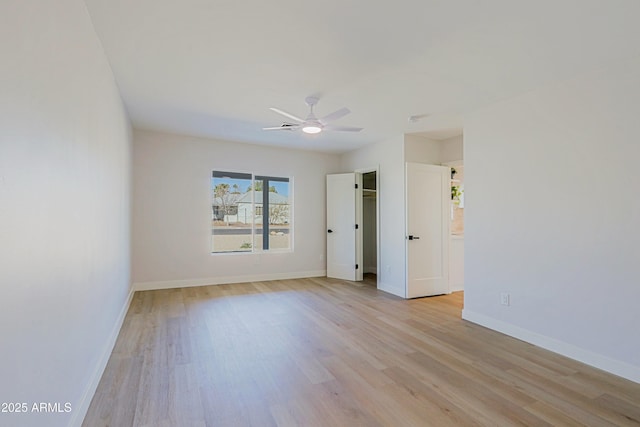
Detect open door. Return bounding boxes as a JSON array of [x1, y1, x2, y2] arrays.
[[405, 163, 450, 298], [326, 173, 362, 281]]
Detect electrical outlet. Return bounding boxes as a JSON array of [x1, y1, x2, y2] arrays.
[[500, 293, 510, 306]]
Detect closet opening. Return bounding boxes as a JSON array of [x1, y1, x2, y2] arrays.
[[362, 171, 377, 287]]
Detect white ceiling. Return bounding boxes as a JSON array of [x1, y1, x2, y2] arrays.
[[83, 0, 640, 153]]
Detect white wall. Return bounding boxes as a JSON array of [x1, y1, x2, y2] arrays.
[[341, 137, 405, 296], [463, 56, 640, 383], [440, 135, 464, 164], [132, 130, 341, 288], [404, 134, 442, 163], [404, 134, 464, 165], [0, 1, 132, 426]]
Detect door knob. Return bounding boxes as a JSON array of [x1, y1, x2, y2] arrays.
[[408, 235, 420, 240], [327, 229, 333, 233]]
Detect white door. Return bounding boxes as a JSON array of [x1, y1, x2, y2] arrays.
[[327, 173, 363, 281], [405, 163, 450, 298]]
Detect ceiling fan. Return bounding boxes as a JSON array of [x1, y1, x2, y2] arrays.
[[263, 96, 363, 134]]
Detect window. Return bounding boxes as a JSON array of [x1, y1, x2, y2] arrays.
[[211, 171, 291, 253]]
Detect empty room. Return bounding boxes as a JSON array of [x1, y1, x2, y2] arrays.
[[1, 0, 639, 426]]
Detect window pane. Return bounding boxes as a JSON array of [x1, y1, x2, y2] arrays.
[[265, 178, 290, 251], [211, 171, 252, 252]]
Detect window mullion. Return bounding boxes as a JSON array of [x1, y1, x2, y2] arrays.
[[262, 178, 269, 250]]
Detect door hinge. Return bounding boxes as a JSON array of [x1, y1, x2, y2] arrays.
[[356, 264, 359, 270], [355, 224, 359, 229]]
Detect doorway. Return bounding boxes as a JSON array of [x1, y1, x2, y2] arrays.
[[326, 169, 379, 287], [362, 171, 377, 287]]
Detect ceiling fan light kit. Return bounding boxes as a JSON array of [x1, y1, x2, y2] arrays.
[[264, 96, 362, 135], [302, 124, 322, 134]]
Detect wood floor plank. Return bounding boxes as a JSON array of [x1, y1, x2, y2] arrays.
[[593, 393, 640, 425], [522, 400, 587, 427], [83, 277, 640, 426]]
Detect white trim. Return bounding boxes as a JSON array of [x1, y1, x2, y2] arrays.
[[133, 270, 327, 291], [442, 159, 464, 167], [70, 288, 135, 427], [210, 248, 294, 256], [462, 309, 640, 385]]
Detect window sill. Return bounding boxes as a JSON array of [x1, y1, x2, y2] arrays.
[[210, 249, 293, 256]]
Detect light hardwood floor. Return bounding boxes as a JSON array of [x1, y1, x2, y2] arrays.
[[83, 277, 640, 426]]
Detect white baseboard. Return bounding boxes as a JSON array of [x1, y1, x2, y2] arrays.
[[70, 287, 135, 427], [133, 270, 327, 291], [462, 309, 640, 385]]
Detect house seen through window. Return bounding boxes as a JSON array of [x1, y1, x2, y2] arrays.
[[211, 171, 291, 253]]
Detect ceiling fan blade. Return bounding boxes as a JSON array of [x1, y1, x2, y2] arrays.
[[262, 125, 298, 131], [320, 107, 350, 124], [324, 125, 363, 132], [269, 107, 305, 123]]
